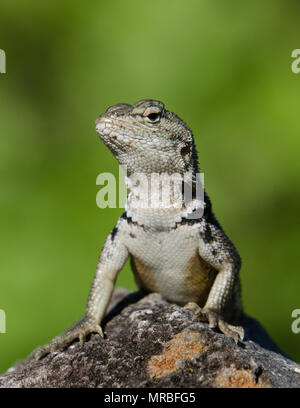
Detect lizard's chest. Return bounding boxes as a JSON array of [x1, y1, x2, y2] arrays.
[[124, 223, 217, 306]]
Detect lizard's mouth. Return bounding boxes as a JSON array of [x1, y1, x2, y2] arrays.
[[95, 116, 129, 158]]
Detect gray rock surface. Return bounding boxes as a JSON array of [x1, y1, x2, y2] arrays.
[[0, 288, 299, 388]]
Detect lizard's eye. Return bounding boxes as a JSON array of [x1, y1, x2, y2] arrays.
[[147, 112, 160, 122], [145, 112, 161, 123]]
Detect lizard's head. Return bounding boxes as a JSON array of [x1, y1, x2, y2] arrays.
[[96, 99, 198, 176]]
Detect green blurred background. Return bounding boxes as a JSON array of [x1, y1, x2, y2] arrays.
[[0, 0, 299, 373]]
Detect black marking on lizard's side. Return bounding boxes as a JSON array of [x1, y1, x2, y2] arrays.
[[121, 211, 136, 226], [110, 226, 119, 241], [120, 211, 150, 231], [179, 214, 202, 226], [121, 211, 131, 222], [179, 215, 214, 244], [202, 223, 214, 244], [201, 202, 222, 244], [179, 190, 222, 244]]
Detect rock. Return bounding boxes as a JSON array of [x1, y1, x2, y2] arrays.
[[0, 288, 299, 388]]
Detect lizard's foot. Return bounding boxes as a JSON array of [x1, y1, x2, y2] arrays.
[[184, 302, 244, 343], [184, 302, 207, 319], [32, 316, 104, 360]]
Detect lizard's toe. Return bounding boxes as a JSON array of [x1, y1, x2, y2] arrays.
[[184, 302, 208, 321], [33, 316, 104, 360], [218, 320, 244, 343], [202, 308, 219, 329], [184, 302, 201, 316], [198, 307, 244, 343], [32, 345, 51, 360]]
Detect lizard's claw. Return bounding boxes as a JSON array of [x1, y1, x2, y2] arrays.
[[32, 316, 104, 360], [184, 302, 244, 343], [218, 319, 244, 343], [77, 321, 104, 346], [203, 308, 244, 343]]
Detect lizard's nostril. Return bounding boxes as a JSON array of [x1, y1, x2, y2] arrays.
[[95, 116, 102, 125], [95, 122, 106, 133], [95, 115, 112, 126]]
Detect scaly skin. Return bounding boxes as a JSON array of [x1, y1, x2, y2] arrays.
[[33, 99, 244, 360]]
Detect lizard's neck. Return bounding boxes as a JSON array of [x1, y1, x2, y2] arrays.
[[125, 170, 204, 230]]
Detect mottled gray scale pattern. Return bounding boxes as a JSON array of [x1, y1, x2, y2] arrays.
[[33, 99, 244, 360]]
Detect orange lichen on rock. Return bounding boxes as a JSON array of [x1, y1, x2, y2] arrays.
[[148, 330, 205, 378], [214, 364, 269, 388]]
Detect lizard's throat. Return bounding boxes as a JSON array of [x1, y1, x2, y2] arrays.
[[125, 172, 204, 230]]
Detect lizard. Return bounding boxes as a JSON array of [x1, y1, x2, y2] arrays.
[[34, 99, 244, 359]]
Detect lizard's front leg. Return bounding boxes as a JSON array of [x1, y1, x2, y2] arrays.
[[185, 218, 244, 343], [184, 268, 244, 343], [33, 224, 129, 360], [199, 265, 244, 342]]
